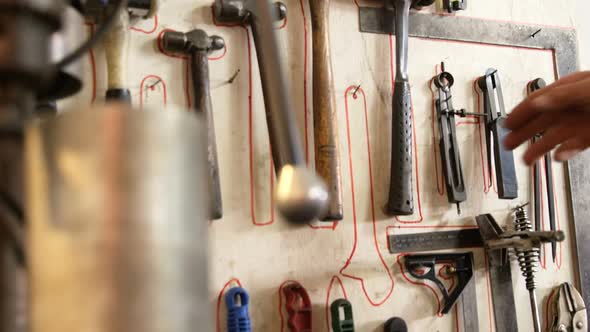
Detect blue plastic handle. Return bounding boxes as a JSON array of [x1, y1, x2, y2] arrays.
[[225, 287, 251, 332]]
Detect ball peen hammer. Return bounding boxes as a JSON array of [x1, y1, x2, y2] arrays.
[[309, 0, 343, 221], [214, 0, 328, 223], [102, 0, 158, 103], [385, 0, 434, 216], [161, 29, 225, 220]]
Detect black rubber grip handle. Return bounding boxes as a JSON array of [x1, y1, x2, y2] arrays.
[[493, 118, 518, 199], [386, 81, 414, 215], [106, 89, 131, 104]]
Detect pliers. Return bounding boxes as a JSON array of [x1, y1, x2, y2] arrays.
[[550, 282, 587, 331]]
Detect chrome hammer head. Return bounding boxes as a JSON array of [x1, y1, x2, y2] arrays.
[[213, 0, 328, 224], [161, 29, 225, 55]]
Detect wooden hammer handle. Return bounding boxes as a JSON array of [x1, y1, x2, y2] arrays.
[[191, 51, 223, 220], [309, 0, 343, 221], [104, 8, 131, 103]]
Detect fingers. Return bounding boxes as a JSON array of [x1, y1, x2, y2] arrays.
[[503, 111, 560, 150], [525, 72, 590, 99], [554, 138, 587, 162], [522, 122, 577, 165], [535, 71, 590, 92], [521, 111, 590, 164], [505, 74, 590, 131]]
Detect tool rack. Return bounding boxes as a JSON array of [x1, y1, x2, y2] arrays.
[[65, 0, 586, 330]]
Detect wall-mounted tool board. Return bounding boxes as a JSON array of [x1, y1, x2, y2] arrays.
[[63, 0, 582, 330]]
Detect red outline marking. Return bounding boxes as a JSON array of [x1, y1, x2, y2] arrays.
[[339, 85, 394, 306], [139, 75, 167, 110], [544, 286, 558, 331], [213, 12, 275, 227], [216, 278, 243, 332], [325, 276, 348, 330], [130, 15, 158, 34]]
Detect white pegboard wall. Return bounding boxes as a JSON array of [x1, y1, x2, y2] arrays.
[[64, 0, 582, 331]]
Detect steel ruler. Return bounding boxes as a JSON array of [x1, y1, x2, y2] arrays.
[[388, 229, 483, 253]]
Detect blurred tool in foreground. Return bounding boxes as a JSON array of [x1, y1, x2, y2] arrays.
[[27, 106, 211, 332]]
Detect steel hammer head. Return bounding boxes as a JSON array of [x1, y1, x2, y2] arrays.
[[84, 0, 159, 22], [128, 0, 159, 18], [162, 30, 225, 55], [213, 0, 286, 24]]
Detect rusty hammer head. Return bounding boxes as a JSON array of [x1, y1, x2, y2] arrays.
[[213, 0, 286, 25], [161, 29, 225, 56]]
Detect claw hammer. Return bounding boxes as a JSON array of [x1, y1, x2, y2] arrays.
[[214, 0, 328, 223], [161, 29, 225, 220], [385, 0, 433, 216]]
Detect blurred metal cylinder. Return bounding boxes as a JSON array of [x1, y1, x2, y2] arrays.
[[25, 107, 211, 332], [39, 5, 85, 100]]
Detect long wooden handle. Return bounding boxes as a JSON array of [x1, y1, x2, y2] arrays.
[[104, 8, 131, 103], [309, 0, 343, 221]]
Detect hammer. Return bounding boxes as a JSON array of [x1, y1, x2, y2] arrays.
[[161, 29, 225, 220], [214, 0, 328, 223], [309, 0, 343, 221], [102, 0, 158, 103], [385, 0, 433, 216]]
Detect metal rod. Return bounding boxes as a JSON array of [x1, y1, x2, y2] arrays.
[[529, 290, 541, 332], [545, 152, 557, 262]]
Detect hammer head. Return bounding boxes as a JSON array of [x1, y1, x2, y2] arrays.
[[84, 0, 159, 22], [213, 0, 286, 24], [128, 0, 159, 19], [162, 30, 225, 55], [213, 0, 250, 23]]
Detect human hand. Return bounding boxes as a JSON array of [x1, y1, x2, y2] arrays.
[[503, 71, 590, 165]]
